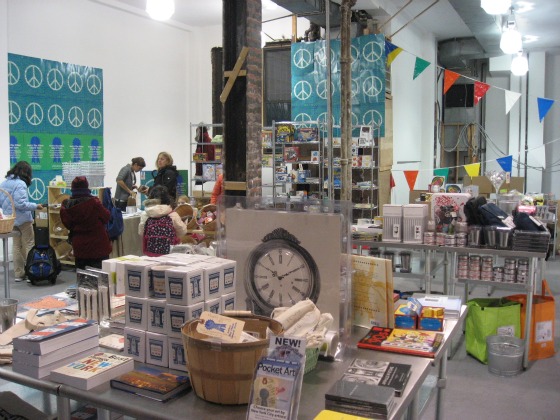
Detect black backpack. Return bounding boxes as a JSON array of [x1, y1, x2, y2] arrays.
[[25, 245, 61, 285], [464, 196, 487, 226]]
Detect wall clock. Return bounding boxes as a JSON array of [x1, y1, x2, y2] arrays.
[[245, 227, 320, 315]]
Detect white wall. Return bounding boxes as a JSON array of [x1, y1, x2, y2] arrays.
[[1, 0, 221, 188], [543, 51, 560, 196]]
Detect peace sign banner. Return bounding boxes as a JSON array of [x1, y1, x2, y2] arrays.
[[291, 34, 386, 137], [7, 53, 104, 203]]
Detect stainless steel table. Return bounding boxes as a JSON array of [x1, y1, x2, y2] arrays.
[[0, 307, 467, 420], [0, 231, 20, 298]]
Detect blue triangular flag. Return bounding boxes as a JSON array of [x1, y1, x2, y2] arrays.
[[537, 97, 554, 122], [496, 155, 513, 173]]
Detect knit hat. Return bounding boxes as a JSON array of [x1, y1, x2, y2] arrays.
[[71, 176, 91, 197]]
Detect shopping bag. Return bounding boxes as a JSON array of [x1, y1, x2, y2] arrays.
[[505, 279, 556, 360], [465, 298, 521, 364]]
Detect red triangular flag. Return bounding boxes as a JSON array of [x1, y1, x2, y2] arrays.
[[443, 70, 461, 94], [474, 81, 491, 105], [403, 170, 419, 191], [390, 172, 396, 189]]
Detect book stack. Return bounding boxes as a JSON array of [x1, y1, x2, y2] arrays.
[[12, 319, 99, 379], [342, 358, 411, 397], [357, 326, 444, 358], [50, 351, 134, 390], [325, 380, 395, 419]]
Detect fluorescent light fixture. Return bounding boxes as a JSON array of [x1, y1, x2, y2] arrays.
[[500, 27, 522, 54], [146, 0, 175, 21], [511, 52, 529, 76], [481, 0, 511, 15]]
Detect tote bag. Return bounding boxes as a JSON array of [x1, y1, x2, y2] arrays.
[[506, 279, 556, 360], [465, 298, 521, 364]]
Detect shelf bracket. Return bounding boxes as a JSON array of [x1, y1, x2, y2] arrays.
[[220, 46, 249, 104]]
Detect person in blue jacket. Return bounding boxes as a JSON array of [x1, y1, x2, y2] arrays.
[[0, 161, 43, 282]]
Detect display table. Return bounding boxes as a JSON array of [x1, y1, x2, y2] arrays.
[[110, 215, 142, 257], [1, 230, 20, 298], [0, 307, 467, 420]]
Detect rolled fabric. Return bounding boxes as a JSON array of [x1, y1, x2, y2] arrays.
[[274, 299, 316, 331]]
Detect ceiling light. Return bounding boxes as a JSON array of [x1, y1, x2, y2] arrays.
[[481, 0, 512, 15], [511, 52, 529, 76], [146, 0, 175, 21], [500, 27, 522, 54]]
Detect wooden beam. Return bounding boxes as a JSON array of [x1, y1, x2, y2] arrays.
[[224, 70, 247, 77], [223, 181, 246, 191], [220, 46, 249, 104]]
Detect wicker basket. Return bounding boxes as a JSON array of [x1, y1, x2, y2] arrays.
[[0, 188, 16, 234], [197, 204, 217, 232], [175, 203, 198, 229]]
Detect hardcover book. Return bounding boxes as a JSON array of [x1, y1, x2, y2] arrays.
[[283, 146, 300, 162], [342, 358, 412, 397], [325, 379, 395, 418], [357, 326, 444, 358], [50, 352, 134, 390], [12, 319, 99, 355], [99, 333, 125, 351], [110, 366, 191, 402]]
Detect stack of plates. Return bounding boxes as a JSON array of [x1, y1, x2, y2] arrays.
[[512, 230, 550, 253]]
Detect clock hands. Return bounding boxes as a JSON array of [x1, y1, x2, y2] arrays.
[[256, 262, 278, 278], [277, 264, 304, 280]]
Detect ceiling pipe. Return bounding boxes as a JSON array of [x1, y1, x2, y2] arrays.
[[391, 0, 440, 38]]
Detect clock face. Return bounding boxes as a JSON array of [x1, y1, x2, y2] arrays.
[[246, 238, 320, 314]]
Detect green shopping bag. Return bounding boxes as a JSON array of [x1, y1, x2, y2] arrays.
[[465, 298, 522, 364]]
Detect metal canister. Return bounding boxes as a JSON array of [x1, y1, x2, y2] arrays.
[[456, 232, 468, 247], [436, 232, 445, 246], [423, 231, 436, 245], [493, 266, 504, 282], [444, 234, 456, 247]]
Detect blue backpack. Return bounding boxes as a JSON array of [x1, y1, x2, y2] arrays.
[[103, 188, 124, 241], [25, 245, 61, 285]]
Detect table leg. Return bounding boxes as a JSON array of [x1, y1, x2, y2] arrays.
[[2, 238, 9, 299], [443, 251, 449, 295], [425, 249, 432, 294], [406, 394, 420, 420], [435, 349, 448, 420], [56, 395, 72, 420]]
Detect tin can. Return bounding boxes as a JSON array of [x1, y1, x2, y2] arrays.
[[423, 231, 436, 245]]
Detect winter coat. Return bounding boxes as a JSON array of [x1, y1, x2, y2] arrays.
[[0, 175, 37, 227], [138, 199, 187, 238], [151, 165, 179, 199], [60, 196, 112, 259]]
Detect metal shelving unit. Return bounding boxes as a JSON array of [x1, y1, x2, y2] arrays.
[[189, 122, 224, 198]]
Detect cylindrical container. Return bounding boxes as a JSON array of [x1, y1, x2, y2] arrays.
[[483, 225, 497, 248], [400, 251, 412, 273], [444, 234, 456, 247], [497, 227, 512, 249], [427, 220, 436, 232], [493, 266, 504, 282], [383, 251, 396, 272], [182, 314, 283, 404], [486, 335, 524, 377], [423, 231, 435, 245], [436, 232, 445, 246], [0, 298, 18, 333], [456, 232, 468, 247], [457, 221, 469, 234], [468, 255, 481, 279], [468, 225, 482, 247]]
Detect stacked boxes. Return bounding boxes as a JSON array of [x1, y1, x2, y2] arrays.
[[120, 254, 237, 372]]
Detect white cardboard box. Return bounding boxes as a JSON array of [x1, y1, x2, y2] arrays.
[[146, 332, 168, 368], [204, 297, 221, 314], [125, 260, 159, 298], [125, 296, 148, 331], [150, 264, 176, 299], [185, 302, 204, 321], [165, 266, 204, 306], [168, 337, 187, 372], [221, 292, 236, 311], [147, 298, 167, 334], [124, 327, 146, 363], [204, 257, 237, 295], [102, 255, 143, 295], [190, 261, 222, 300], [166, 303, 189, 338]]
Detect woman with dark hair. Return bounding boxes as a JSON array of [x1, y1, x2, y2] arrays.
[[0, 161, 43, 282], [60, 176, 112, 269], [194, 125, 215, 182], [114, 157, 146, 211], [150, 152, 179, 199]]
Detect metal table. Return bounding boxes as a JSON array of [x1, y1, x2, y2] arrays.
[[1, 231, 20, 298]]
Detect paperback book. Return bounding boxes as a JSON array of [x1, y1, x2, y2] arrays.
[[12, 348, 97, 380], [99, 333, 125, 351], [357, 327, 444, 358], [342, 358, 412, 397], [12, 319, 99, 355], [12, 336, 99, 367], [325, 379, 395, 419], [110, 366, 191, 402], [50, 352, 134, 390]]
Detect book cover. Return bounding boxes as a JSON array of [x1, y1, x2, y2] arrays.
[[110, 366, 190, 402], [12, 336, 99, 367], [357, 326, 444, 358], [342, 358, 412, 397], [99, 333, 125, 351], [283, 146, 300, 162], [351, 256, 394, 329], [71, 404, 123, 420], [325, 379, 395, 416], [12, 319, 99, 355], [50, 352, 134, 390]]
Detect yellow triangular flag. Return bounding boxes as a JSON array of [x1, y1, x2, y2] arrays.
[[464, 163, 480, 178]]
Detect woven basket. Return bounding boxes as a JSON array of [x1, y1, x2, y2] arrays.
[[175, 203, 198, 229], [182, 313, 283, 405], [0, 188, 16, 234], [197, 204, 217, 232]]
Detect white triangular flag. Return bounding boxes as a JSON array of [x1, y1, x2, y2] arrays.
[[505, 90, 522, 114], [528, 145, 546, 169]]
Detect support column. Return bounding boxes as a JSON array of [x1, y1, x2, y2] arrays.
[[222, 0, 262, 196]]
